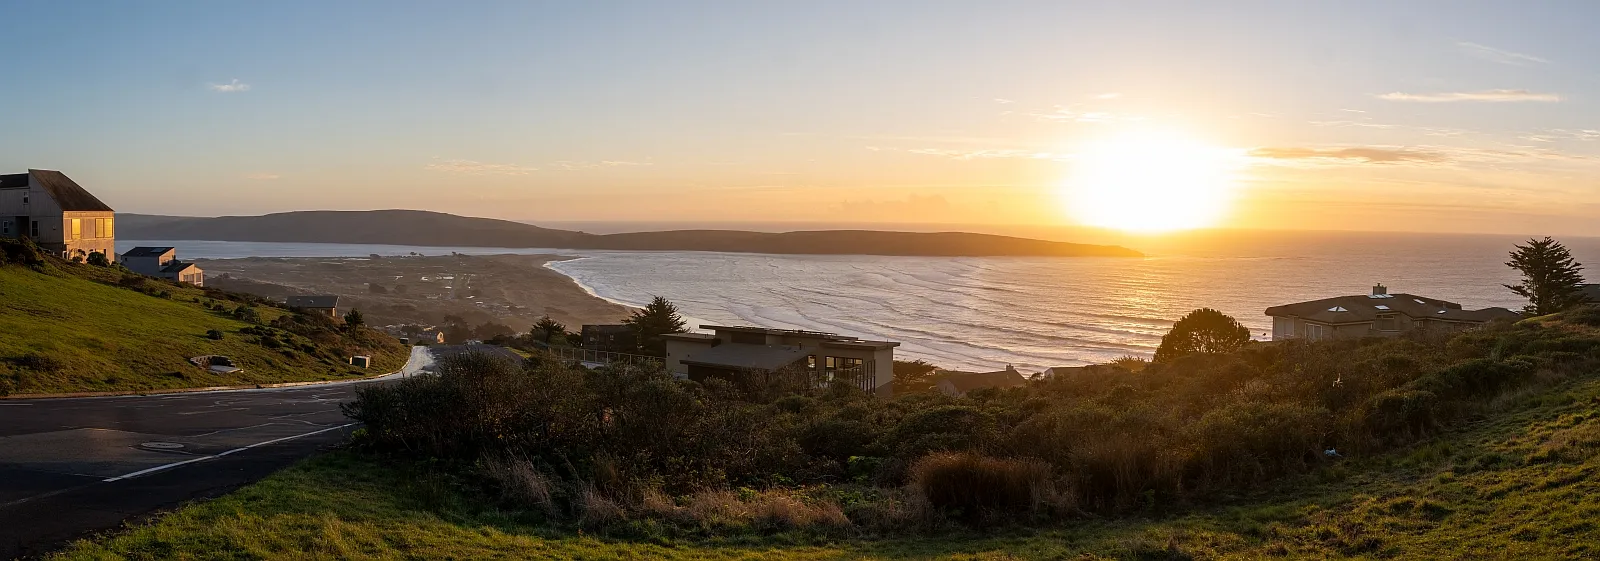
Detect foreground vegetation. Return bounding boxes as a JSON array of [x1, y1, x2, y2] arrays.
[[54, 303, 1600, 558], [59, 348, 1600, 558], [0, 242, 407, 395]]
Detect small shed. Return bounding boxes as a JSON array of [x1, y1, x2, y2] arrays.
[[287, 295, 341, 318]]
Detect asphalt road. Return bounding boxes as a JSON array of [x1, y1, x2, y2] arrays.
[[0, 345, 494, 559]]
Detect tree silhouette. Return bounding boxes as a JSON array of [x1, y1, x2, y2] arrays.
[[1505, 237, 1587, 316], [623, 296, 688, 356], [1153, 308, 1251, 363], [533, 316, 567, 344], [343, 309, 365, 330]]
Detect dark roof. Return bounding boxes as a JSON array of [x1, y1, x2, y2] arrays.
[[287, 295, 341, 309], [680, 343, 807, 371], [27, 170, 114, 212], [0, 173, 26, 188], [122, 246, 175, 258], [1265, 293, 1518, 324], [161, 261, 197, 273], [940, 368, 1028, 393], [582, 324, 632, 334], [1583, 284, 1600, 303]]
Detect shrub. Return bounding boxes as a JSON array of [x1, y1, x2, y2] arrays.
[[14, 353, 65, 372], [233, 305, 262, 324], [118, 274, 147, 290], [909, 451, 1054, 514], [86, 251, 110, 267], [206, 329, 224, 340], [481, 454, 555, 513]]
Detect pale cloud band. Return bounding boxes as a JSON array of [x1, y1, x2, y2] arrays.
[[425, 159, 537, 175], [1457, 42, 1550, 66], [209, 79, 251, 93], [244, 173, 280, 180], [1251, 146, 1446, 164], [1377, 89, 1560, 103]]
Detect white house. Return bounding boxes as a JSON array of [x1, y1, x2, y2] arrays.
[[120, 246, 205, 286], [0, 169, 115, 260]]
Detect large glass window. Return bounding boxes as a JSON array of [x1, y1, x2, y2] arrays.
[[71, 218, 81, 240], [1376, 314, 1398, 331]]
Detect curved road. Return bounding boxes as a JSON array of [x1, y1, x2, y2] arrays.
[[0, 345, 518, 559]]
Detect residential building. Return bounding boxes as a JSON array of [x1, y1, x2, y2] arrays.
[[662, 325, 899, 396], [1265, 284, 1520, 342], [935, 365, 1028, 397], [581, 324, 634, 352], [286, 295, 341, 318], [120, 246, 204, 286], [0, 169, 115, 260]]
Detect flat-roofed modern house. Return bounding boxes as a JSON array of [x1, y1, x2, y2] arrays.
[[663, 325, 899, 395], [120, 246, 205, 286], [0, 169, 115, 260], [1266, 284, 1520, 342], [286, 295, 341, 318], [581, 324, 634, 352]]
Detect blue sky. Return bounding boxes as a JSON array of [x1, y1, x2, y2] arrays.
[[2, 1, 1598, 234]]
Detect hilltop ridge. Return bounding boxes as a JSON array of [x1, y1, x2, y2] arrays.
[[118, 210, 1144, 257]]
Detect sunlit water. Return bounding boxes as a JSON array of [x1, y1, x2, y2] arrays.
[[124, 233, 1600, 373]]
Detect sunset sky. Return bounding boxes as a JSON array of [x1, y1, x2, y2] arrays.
[[2, 1, 1598, 235]]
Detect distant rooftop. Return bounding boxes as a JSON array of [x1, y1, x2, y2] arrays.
[[287, 295, 341, 309], [122, 246, 175, 258]]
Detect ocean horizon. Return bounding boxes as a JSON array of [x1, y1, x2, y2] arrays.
[[124, 231, 1600, 373]]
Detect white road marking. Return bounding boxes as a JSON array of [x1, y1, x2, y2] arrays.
[[176, 407, 250, 416], [101, 423, 356, 482]]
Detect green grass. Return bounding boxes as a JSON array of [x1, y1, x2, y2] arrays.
[[0, 261, 407, 395], [56, 373, 1600, 559]]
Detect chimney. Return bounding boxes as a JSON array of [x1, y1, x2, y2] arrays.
[[1372, 283, 1387, 297]]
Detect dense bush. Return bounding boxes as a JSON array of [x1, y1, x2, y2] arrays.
[[345, 307, 1600, 532]]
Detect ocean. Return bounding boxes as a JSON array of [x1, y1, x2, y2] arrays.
[[122, 232, 1600, 373]]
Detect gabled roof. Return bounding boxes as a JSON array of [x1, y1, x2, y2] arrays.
[[680, 343, 807, 371], [287, 295, 341, 309], [1266, 293, 1518, 324], [161, 261, 198, 273], [939, 368, 1028, 393], [123, 246, 175, 258], [26, 170, 114, 212]]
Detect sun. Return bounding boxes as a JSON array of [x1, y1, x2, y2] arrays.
[[1061, 129, 1241, 232]]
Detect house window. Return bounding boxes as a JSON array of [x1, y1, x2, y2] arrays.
[[71, 219, 81, 240], [2, 220, 8, 237], [29, 220, 38, 238], [1306, 323, 1326, 342], [1376, 314, 1398, 331], [807, 355, 816, 369], [95, 217, 114, 238]]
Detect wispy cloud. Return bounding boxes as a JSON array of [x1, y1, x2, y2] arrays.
[[548, 160, 652, 171], [905, 148, 1061, 160], [424, 159, 537, 175], [1377, 89, 1560, 103], [1458, 42, 1550, 66], [243, 173, 279, 180], [992, 98, 1014, 104], [1028, 105, 1133, 123], [208, 79, 251, 93], [1251, 146, 1447, 164]]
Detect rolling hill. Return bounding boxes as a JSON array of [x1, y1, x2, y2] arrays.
[[0, 244, 408, 396], [118, 210, 1143, 257]]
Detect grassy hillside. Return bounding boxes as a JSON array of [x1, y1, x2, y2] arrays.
[[0, 251, 408, 396], [51, 363, 1600, 559], [52, 313, 1600, 559]]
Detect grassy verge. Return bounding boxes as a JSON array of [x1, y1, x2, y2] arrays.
[[56, 373, 1600, 559], [0, 260, 407, 395]]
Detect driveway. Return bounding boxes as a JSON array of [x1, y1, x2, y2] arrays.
[[0, 346, 441, 559]]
